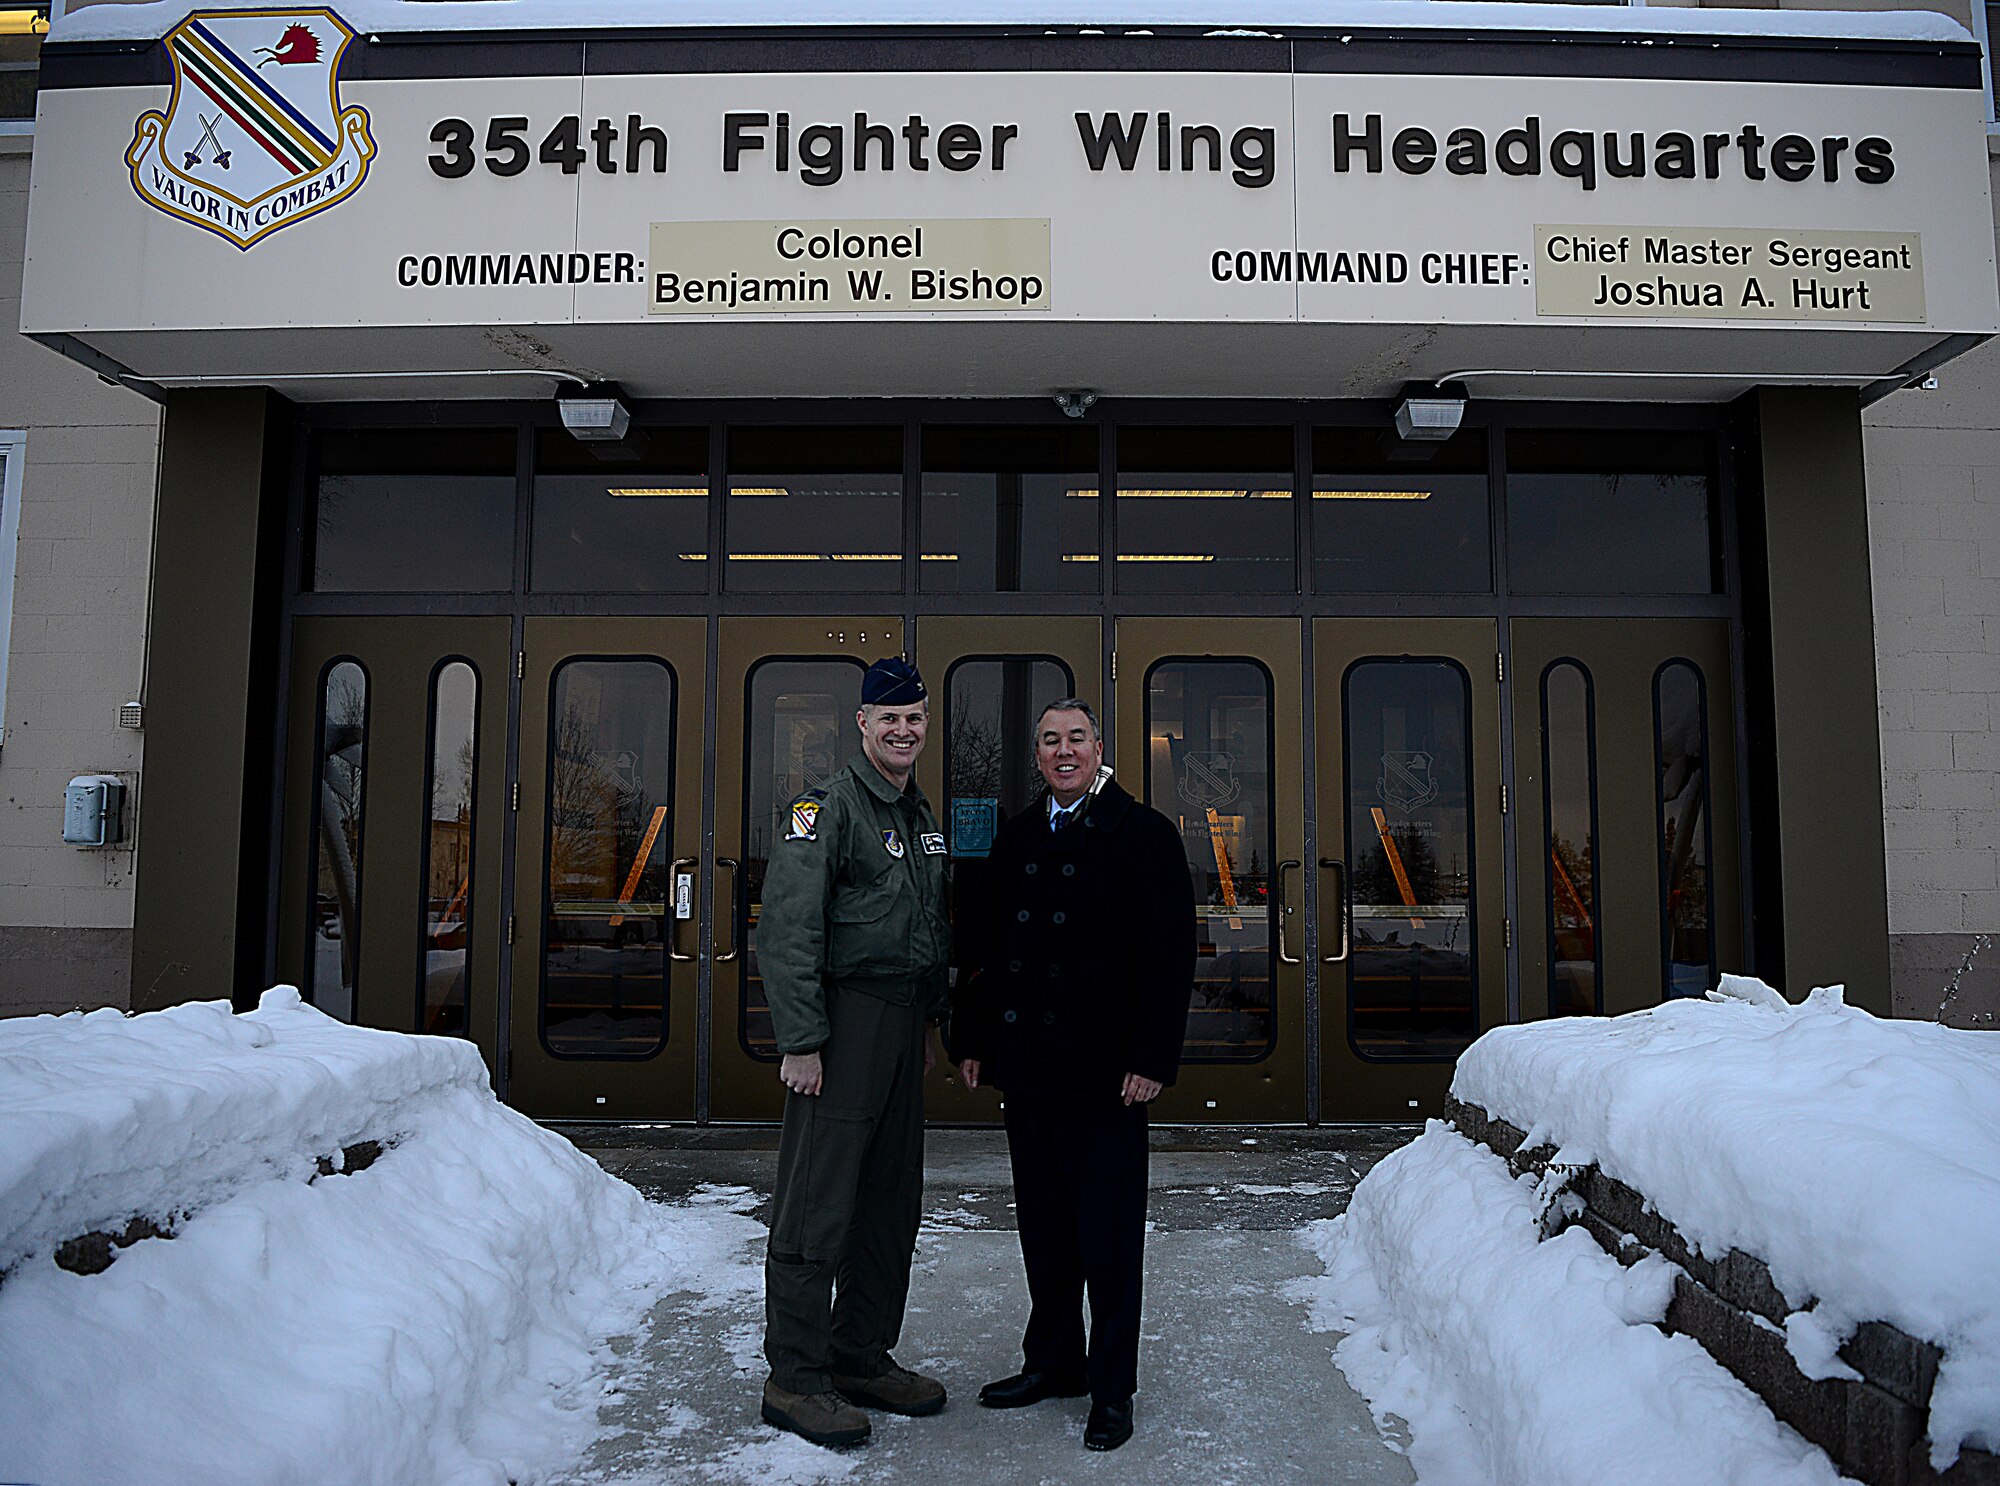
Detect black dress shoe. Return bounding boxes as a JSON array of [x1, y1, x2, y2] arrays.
[[1084, 1398, 1133, 1451], [977, 1370, 1090, 1409]]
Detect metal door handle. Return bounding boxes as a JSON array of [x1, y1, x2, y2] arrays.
[[668, 856, 697, 962], [1275, 858, 1302, 965], [714, 857, 741, 962], [1319, 857, 1350, 963]]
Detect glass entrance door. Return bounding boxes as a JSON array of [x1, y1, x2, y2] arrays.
[[709, 616, 905, 1120], [278, 616, 511, 1072], [913, 615, 1102, 1122], [1510, 618, 1743, 1020], [507, 617, 706, 1119], [1112, 617, 1308, 1123], [1314, 619, 1509, 1122]]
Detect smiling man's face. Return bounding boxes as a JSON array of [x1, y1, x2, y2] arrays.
[[1036, 707, 1103, 808], [857, 701, 928, 786]]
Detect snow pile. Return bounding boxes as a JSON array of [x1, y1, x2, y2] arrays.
[[0, 988, 485, 1272], [1451, 981, 2000, 1465], [1299, 1124, 1856, 1486], [53, 0, 1970, 47], [0, 989, 729, 1486]]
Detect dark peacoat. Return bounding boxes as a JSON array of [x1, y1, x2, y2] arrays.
[[952, 778, 1197, 1097]]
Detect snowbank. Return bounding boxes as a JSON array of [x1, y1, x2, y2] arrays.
[[1451, 983, 2000, 1465], [52, 0, 1971, 47], [0, 989, 485, 1273], [0, 990, 732, 1486], [1299, 1124, 1856, 1486]]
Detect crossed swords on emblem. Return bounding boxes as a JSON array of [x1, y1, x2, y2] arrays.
[[183, 113, 231, 171]]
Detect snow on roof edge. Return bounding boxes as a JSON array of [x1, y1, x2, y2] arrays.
[[50, 0, 1974, 50]]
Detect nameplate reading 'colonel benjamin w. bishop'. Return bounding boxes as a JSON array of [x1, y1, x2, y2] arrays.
[[127, 7, 376, 251]]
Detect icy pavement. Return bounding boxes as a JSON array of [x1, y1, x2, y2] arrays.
[[553, 1126, 1420, 1486]]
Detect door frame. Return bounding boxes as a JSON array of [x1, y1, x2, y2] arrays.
[[506, 616, 708, 1120], [1312, 617, 1509, 1123]]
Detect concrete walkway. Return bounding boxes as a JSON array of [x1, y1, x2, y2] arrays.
[[556, 1126, 1421, 1486]]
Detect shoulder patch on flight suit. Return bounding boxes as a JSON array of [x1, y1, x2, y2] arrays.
[[883, 829, 906, 858], [786, 795, 823, 842], [919, 832, 947, 856]]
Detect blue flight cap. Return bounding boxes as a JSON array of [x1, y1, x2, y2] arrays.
[[862, 657, 928, 707]]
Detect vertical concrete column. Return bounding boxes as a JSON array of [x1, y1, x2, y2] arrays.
[[130, 389, 286, 1011], [1753, 386, 1893, 1011]]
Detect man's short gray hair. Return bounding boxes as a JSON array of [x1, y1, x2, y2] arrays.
[[1033, 698, 1101, 744]]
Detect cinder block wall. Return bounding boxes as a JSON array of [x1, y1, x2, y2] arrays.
[[1862, 133, 2000, 1028], [0, 143, 162, 1016]]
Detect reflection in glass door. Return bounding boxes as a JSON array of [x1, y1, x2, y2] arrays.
[[1114, 618, 1305, 1122], [1146, 658, 1278, 1063], [279, 617, 510, 1074], [508, 618, 705, 1120], [1314, 619, 1506, 1121], [1510, 619, 1741, 1020]]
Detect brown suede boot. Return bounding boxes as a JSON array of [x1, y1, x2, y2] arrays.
[[761, 1380, 872, 1446], [831, 1360, 948, 1417]]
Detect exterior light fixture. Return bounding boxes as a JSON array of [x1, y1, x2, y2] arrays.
[[557, 385, 633, 442], [1392, 382, 1468, 442], [1053, 390, 1098, 419]]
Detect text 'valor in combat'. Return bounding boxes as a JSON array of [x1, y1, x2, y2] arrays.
[[647, 219, 1051, 316]]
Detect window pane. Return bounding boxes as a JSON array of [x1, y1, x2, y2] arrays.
[[542, 660, 674, 1058], [1506, 430, 1717, 595], [1344, 659, 1477, 1058], [1655, 661, 1716, 1000], [420, 661, 478, 1037], [1117, 427, 1294, 594], [309, 660, 368, 1022], [1146, 659, 1276, 1063], [741, 660, 865, 1057], [921, 426, 1099, 594], [1312, 425, 1490, 593], [944, 658, 1075, 958], [312, 429, 515, 592], [726, 427, 901, 592], [532, 427, 708, 593], [0, 14, 44, 125], [1542, 662, 1600, 1018]]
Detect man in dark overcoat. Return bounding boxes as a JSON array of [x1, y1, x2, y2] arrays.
[[952, 697, 1196, 1453]]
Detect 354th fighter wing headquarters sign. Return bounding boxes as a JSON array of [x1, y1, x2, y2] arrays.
[[126, 8, 375, 250]]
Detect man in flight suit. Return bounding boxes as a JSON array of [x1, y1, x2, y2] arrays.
[[953, 698, 1196, 1453], [756, 657, 952, 1448]]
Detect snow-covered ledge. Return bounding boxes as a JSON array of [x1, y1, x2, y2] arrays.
[[1446, 981, 2000, 1486], [0, 988, 713, 1484]]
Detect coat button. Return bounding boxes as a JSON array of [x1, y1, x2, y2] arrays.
[[1003, 1009, 1018, 1023], [1008, 959, 1022, 972], [1043, 1010, 1056, 1026], [1024, 863, 1038, 875], [1016, 909, 1031, 922], [1062, 864, 1076, 876], [1052, 911, 1066, 925]]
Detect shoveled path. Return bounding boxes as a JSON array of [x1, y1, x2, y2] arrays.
[[554, 1125, 1421, 1486]]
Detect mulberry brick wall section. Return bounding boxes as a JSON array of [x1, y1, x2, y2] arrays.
[[1445, 1094, 2000, 1486], [1864, 315, 2000, 1030], [0, 145, 163, 1017]]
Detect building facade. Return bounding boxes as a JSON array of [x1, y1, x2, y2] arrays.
[[1, 0, 1996, 1124]]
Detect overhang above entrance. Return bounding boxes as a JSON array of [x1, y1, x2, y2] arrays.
[[22, 10, 1999, 404]]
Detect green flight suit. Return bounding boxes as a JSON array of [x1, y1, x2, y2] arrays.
[[758, 754, 951, 1395]]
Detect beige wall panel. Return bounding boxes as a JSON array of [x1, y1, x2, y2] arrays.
[[0, 148, 163, 1012]]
